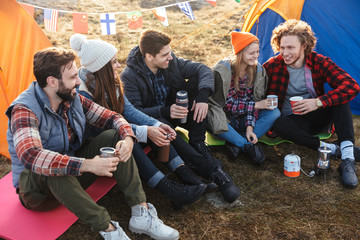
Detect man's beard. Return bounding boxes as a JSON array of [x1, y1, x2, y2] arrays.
[[56, 89, 76, 102], [56, 80, 77, 102]]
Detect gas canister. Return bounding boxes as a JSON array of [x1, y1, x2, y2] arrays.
[[284, 152, 301, 177]]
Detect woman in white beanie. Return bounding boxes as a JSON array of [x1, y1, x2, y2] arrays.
[[70, 34, 210, 239]]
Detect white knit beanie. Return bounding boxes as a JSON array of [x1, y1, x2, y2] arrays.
[[70, 34, 117, 73]]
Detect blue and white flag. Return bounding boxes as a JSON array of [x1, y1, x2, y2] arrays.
[[177, 2, 195, 20], [100, 13, 116, 35]]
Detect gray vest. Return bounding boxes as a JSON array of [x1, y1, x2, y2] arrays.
[[6, 82, 86, 188]]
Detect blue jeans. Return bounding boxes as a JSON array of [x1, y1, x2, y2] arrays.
[[216, 109, 280, 148], [132, 142, 184, 188]]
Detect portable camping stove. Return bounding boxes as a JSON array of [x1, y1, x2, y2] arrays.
[[315, 146, 331, 182]]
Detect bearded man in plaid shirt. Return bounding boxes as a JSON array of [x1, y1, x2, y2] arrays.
[[5, 47, 179, 240], [263, 19, 360, 188]]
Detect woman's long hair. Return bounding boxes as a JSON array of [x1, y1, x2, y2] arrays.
[[230, 41, 258, 90], [86, 61, 124, 114]]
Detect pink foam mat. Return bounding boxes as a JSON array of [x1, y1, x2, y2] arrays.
[[0, 172, 116, 240]]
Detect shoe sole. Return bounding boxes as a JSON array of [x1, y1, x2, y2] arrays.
[[129, 227, 179, 240], [341, 179, 358, 188]]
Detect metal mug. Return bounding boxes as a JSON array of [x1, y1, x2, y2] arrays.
[[100, 147, 116, 158]]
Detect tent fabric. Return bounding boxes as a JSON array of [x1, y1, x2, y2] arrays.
[[0, 0, 52, 158], [242, 0, 360, 115]]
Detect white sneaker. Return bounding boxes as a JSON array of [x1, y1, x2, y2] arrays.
[[99, 220, 131, 240], [129, 203, 179, 240]]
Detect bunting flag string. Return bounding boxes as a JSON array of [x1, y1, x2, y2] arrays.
[[18, 0, 218, 34], [152, 7, 169, 27], [44, 9, 59, 32], [177, 2, 195, 20], [19, 0, 199, 15], [73, 13, 88, 34], [127, 11, 143, 30], [100, 13, 116, 35], [206, 0, 217, 7]]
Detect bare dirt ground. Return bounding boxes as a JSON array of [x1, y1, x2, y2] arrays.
[[1, 0, 360, 239]]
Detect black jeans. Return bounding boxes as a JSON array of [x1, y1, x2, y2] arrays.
[[167, 77, 207, 144], [273, 103, 354, 150], [158, 117, 220, 179]]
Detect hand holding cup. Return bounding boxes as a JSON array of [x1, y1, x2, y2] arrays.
[[266, 95, 278, 109], [290, 96, 303, 114]]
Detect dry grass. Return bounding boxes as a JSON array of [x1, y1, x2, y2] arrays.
[[1, 0, 360, 239]]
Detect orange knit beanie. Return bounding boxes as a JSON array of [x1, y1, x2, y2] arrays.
[[231, 31, 259, 55]]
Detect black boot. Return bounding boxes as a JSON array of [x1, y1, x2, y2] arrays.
[[156, 177, 206, 210], [244, 144, 266, 165], [338, 159, 358, 188], [175, 165, 217, 193], [226, 142, 241, 160], [190, 141, 213, 161], [210, 166, 240, 203]]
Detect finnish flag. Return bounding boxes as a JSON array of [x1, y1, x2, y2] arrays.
[[100, 13, 116, 35]]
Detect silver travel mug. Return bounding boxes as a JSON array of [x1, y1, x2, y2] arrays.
[[176, 90, 188, 124], [100, 147, 116, 158]]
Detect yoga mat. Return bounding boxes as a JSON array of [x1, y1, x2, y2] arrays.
[[175, 127, 331, 147], [259, 132, 332, 146], [0, 172, 116, 240], [175, 127, 225, 146]]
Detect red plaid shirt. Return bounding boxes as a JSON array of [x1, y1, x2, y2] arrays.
[[224, 75, 258, 128], [264, 52, 360, 110], [10, 95, 135, 177]]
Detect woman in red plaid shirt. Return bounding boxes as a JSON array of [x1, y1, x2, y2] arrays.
[[263, 19, 360, 188]]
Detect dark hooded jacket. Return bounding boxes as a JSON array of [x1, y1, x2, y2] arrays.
[[121, 46, 214, 119]]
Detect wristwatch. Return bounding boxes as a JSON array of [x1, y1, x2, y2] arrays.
[[316, 98, 323, 108]]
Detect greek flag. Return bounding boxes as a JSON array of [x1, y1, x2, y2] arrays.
[[177, 2, 195, 20]]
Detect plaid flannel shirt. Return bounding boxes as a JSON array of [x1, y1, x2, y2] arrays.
[[10, 94, 135, 177], [144, 59, 169, 107], [223, 76, 258, 128], [264, 51, 360, 110]]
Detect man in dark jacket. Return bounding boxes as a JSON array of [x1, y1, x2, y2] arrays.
[[263, 19, 360, 188], [121, 29, 240, 203]]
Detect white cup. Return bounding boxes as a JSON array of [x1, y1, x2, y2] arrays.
[[267, 95, 278, 108]]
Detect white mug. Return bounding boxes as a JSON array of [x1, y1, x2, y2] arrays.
[[267, 95, 278, 108]]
